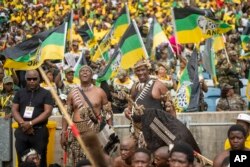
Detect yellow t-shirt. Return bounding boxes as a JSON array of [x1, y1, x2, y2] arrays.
[[224, 135, 250, 150]]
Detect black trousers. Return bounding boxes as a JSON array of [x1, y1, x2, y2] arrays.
[[14, 126, 49, 167]]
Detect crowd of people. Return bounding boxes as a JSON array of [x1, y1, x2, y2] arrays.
[[1, 0, 250, 167]]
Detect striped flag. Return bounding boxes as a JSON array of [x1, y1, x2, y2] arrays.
[[113, 4, 131, 39], [2, 23, 67, 70], [240, 35, 250, 59], [173, 7, 232, 44], [145, 17, 174, 59], [91, 26, 115, 62], [241, 35, 250, 51], [65, 10, 73, 44], [77, 22, 94, 43], [97, 20, 148, 82]]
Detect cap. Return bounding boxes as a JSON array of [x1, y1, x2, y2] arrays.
[[3, 76, 14, 84], [236, 113, 250, 124], [65, 67, 74, 74], [222, 83, 233, 89]]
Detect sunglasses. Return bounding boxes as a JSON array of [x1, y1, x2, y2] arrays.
[[27, 78, 38, 81]]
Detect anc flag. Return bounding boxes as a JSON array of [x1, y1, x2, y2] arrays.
[[65, 10, 73, 43], [174, 49, 200, 112], [91, 25, 115, 62], [97, 20, 147, 82], [145, 17, 174, 59], [241, 35, 250, 51], [73, 51, 87, 78], [2, 23, 66, 70], [213, 35, 225, 52], [113, 4, 130, 39], [173, 7, 232, 44], [240, 35, 250, 59], [77, 22, 94, 43]]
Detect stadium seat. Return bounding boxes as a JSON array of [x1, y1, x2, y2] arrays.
[[204, 87, 221, 98], [240, 79, 248, 86], [204, 97, 218, 111], [204, 79, 214, 87], [202, 72, 210, 79], [241, 86, 247, 97]]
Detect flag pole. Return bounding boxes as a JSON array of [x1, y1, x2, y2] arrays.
[[61, 22, 68, 81], [171, 7, 180, 56], [132, 19, 149, 58], [38, 67, 104, 167], [222, 34, 231, 64]]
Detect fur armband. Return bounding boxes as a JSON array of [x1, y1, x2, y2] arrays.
[[102, 102, 113, 120]]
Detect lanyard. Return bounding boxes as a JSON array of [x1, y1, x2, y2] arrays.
[[1, 95, 12, 108]]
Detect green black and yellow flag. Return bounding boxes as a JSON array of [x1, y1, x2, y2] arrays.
[[65, 10, 73, 43], [97, 20, 148, 82], [2, 23, 66, 70], [113, 4, 130, 39], [241, 35, 250, 51], [77, 22, 94, 43], [240, 35, 250, 59], [145, 17, 174, 59], [173, 7, 232, 44]]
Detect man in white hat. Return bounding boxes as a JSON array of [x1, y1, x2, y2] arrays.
[[224, 113, 250, 150]]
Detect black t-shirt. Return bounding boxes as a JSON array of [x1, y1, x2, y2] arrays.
[[13, 87, 54, 126]]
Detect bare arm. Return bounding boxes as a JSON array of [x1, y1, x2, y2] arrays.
[[100, 88, 113, 125], [213, 151, 229, 167], [155, 80, 176, 117], [54, 71, 63, 89]]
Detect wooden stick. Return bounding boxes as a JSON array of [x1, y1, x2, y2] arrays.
[[38, 67, 105, 167], [194, 151, 213, 166]]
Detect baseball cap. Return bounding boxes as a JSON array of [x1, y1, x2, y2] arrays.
[[236, 113, 250, 124], [3, 76, 14, 84]]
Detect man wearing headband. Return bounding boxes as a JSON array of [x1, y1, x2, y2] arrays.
[[124, 59, 176, 150], [60, 65, 112, 166], [124, 59, 176, 119], [20, 148, 41, 167]]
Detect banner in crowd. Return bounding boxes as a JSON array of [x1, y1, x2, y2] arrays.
[[173, 7, 231, 44], [2, 23, 66, 70]]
